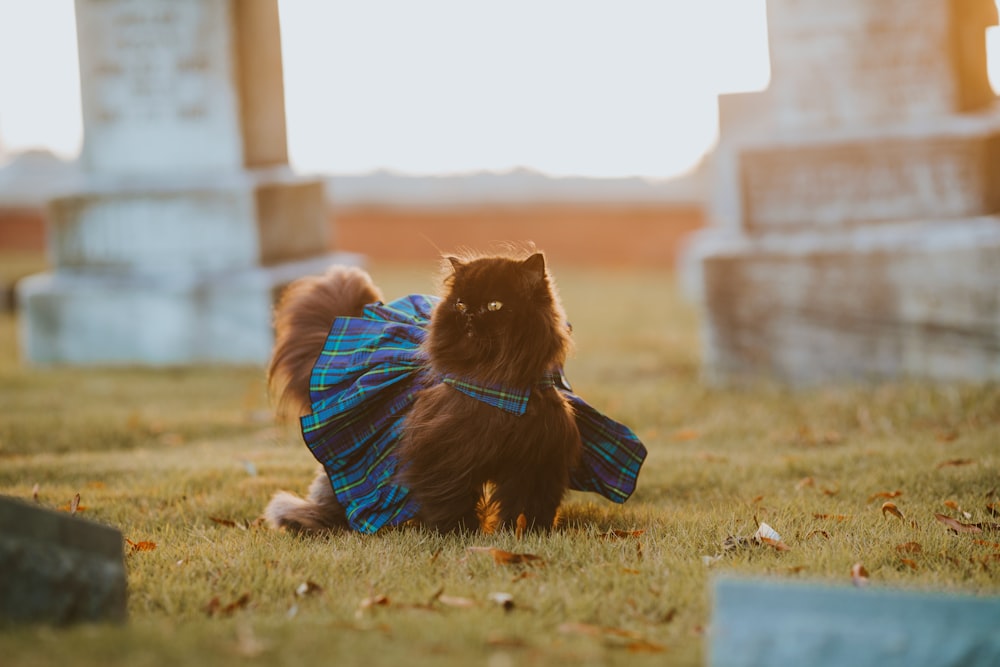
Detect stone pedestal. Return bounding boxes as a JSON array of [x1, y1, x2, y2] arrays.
[[692, 0, 1000, 385], [17, 0, 349, 365], [0, 496, 127, 625]]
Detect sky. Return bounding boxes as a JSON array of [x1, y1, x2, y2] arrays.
[[0, 1, 998, 180]]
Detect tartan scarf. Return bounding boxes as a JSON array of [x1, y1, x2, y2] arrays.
[[300, 294, 647, 533]]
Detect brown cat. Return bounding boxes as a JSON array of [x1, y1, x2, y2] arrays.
[[264, 249, 645, 534]]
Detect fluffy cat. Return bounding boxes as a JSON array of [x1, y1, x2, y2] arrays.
[[264, 249, 644, 534]]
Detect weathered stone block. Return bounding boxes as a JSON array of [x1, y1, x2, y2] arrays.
[[17, 253, 359, 365], [764, 0, 997, 129], [0, 495, 127, 626], [740, 125, 1000, 230], [47, 174, 328, 273], [711, 578, 1000, 667], [701, 219, 1000, 385]]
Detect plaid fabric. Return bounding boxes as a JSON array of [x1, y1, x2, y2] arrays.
[[300, 294, 647, 533]]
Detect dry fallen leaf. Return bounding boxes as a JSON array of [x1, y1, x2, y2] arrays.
[[851, 562, 870, 587], [126, 538, 157, 553], [670, 428, 700, 441], [813, 513, 851, 522], [515, 513, 527, 540], [933, 513, 1000, 534], [795, 477, 815, 490], [943, 500, 959, 510], [896, 542, 922, 553], [68, 493, 83, 514], [467, 546, 544, 566], [558, 622, 642, 640], [973, 539, 1000, 549], [805, 529, 831, 540], [358, 594, 389, 610], [881, 502, 904, 520], [987, 503, 1000, 518], [899, 558, 919, 570], [599, 529, 646, 540], [867, 490, 903, 503], [936, 459, 976, 468], [207, 593, 251, 617], [209, 516, 240, 529], [31, 483, 40, 503]]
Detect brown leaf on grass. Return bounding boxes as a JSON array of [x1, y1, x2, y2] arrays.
[[821, 486, 840, 497], [973, 539, 1000, 549], [626, 639, 668, 654], [209, 516, 242, 529], [881, 502, 905, 520], [867, 490, 903, 503], [31, 483, 40, 503], [805, 530, 831, 540], [467, 546, 544, 566], [558, 622, 642, 640], [358, 594, 389, 610], [987, 503, 1000, 518], [943, 500, 959, 510], [934, 513, 1000, 534], [813, 513, 851, 522], [599, 529, 646, 540], [795, 477, 815, 490], [851, 562, 870, 587], [125, 538, 157, 553], [206, 593, 251, 617], [896, 542, 923, 553], [749, 495, 765, 505], [515, 513, 527, 540], [759, 537, 791, 552], [899, 558, 919, 570], [60, 493, 86, 514], [936, 459, 976, 468], [295, 581, 323, 597]]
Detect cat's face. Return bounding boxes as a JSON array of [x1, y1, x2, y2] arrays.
[[428, 252, 569, 383]]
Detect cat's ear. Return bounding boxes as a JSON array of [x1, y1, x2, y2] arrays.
[[521, 253, 546, 284], [446, 256, 465, 272]]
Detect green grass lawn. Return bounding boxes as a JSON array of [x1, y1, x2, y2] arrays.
[[1, 262, 998, 666]]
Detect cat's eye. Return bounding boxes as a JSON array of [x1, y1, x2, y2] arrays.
[[455, 300, 468, 314], [487, 300, 503, 312]]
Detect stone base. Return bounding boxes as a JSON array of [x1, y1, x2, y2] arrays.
[[700, 218, 1000, 385], [0, 495, 126, 625], [48, 168, 329, 273], [17, 252, 361, 365]]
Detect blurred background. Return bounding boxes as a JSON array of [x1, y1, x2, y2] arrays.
[[1, 0, 999, 382]]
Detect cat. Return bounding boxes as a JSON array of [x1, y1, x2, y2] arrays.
[[264, 249, 645, 534]]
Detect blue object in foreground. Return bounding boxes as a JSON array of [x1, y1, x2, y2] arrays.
[[711, 577, 1000, 667]]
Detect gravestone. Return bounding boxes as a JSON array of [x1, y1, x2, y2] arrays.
[[689, 0, 1000, 384], [710, 578, 1000, 667], [16, 0, 351, 364], [0, 496, 127, 625]]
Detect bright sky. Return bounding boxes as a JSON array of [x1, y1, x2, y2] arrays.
[[0, 1, 998, 179]]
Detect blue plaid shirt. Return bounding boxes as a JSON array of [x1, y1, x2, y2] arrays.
[[300, 295, 647, 533]]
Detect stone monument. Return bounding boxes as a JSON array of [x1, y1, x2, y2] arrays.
[[690, 0, 1000, 385], [0, 495, 127, 625], [17, 0, 349, 364]]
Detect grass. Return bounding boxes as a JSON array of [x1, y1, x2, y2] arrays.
[[1, 261, 999, 666]]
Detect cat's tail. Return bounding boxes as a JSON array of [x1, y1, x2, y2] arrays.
[[268, 265, 383, 419], [264, 470, 349, 533]]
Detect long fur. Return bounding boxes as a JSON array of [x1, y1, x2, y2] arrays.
[[264, 250, 581, 534], [264, 265, 381, 533]]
